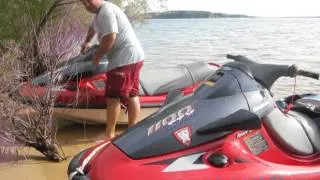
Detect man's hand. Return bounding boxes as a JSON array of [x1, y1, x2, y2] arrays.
[[92, 58, 100, 66], [81, 42, 91, 54], [81, 27, 95, 54]]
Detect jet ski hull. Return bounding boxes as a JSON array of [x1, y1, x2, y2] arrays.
[[16, 61, 218, 124], [53, 106, 159, 124]]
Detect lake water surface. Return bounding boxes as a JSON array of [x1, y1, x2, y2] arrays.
[[135, 18, 320, 97]]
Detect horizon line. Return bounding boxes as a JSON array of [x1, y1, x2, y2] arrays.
[[147, 10, 320, 18]]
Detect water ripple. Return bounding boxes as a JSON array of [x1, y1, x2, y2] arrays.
[[135, 18, 320, 98]]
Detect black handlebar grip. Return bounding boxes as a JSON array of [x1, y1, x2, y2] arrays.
[[297, 70, 319, 80], [226, 54, 237, 60]]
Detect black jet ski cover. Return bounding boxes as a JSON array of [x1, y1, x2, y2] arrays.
[[294, 94, 320, 114]]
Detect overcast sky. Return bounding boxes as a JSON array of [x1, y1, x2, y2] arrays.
[[164, 0, 320, 17]]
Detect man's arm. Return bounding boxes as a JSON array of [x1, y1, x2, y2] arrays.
[[84, 26, 96, 44], [92, 33, 116, 65], [81, 27, 96, 54]]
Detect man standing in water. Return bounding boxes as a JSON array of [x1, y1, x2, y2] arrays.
[[80, 0, 144, 139]]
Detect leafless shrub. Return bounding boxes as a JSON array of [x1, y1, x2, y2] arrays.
[[0, 12, 86, 162], [0, 42, 28, 161], [0, 0, 166, 162]]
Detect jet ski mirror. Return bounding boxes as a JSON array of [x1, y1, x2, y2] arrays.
[[197, 109, 261, 135]]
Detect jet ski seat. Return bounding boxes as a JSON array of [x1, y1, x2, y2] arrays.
[[264, 108, 320, 156], [139, 62, 216, 96]]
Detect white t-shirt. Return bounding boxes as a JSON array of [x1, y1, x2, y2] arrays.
[[91, 2, 144, 71]]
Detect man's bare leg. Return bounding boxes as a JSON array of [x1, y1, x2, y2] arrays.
[[127, 96, 140, 127], [106, 97, 121, 139]]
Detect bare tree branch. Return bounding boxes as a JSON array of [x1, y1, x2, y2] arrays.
[[0, 9, 86, 161], [56, 0, 79, 7]]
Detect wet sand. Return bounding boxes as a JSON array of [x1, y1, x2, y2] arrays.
[[0, 122, 127, 180]]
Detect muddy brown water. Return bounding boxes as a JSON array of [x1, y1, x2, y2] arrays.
[[0, 122, 127, 180]]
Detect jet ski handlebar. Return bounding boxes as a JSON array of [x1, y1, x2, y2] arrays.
[[296, 69, 319, 80], [226, 54, 319, 89]]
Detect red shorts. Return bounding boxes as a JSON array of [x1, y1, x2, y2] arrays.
[[105, 61, 143, 99]]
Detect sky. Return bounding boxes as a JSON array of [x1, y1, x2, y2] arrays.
[[155, 0, 320, 17]]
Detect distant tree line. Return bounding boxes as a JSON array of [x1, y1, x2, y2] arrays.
[[147, 10, 252, 19]]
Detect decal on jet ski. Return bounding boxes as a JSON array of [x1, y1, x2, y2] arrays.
[[162, 152, 208, 172], [143, 152, 204, 166], [92, 80, 105, 89], [143, 158, 177, 166], [173, 126, 192, 146], [147, 105, 195, 136], [236, 130, 253, 139], [244, 131, 269, 155]]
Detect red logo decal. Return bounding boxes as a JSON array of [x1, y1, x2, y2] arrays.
[[173, 126, 192, 146]]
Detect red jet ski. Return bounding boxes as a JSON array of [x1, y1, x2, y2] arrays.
[[17, 46, 218, 124], [68, 54, 320, 180]]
